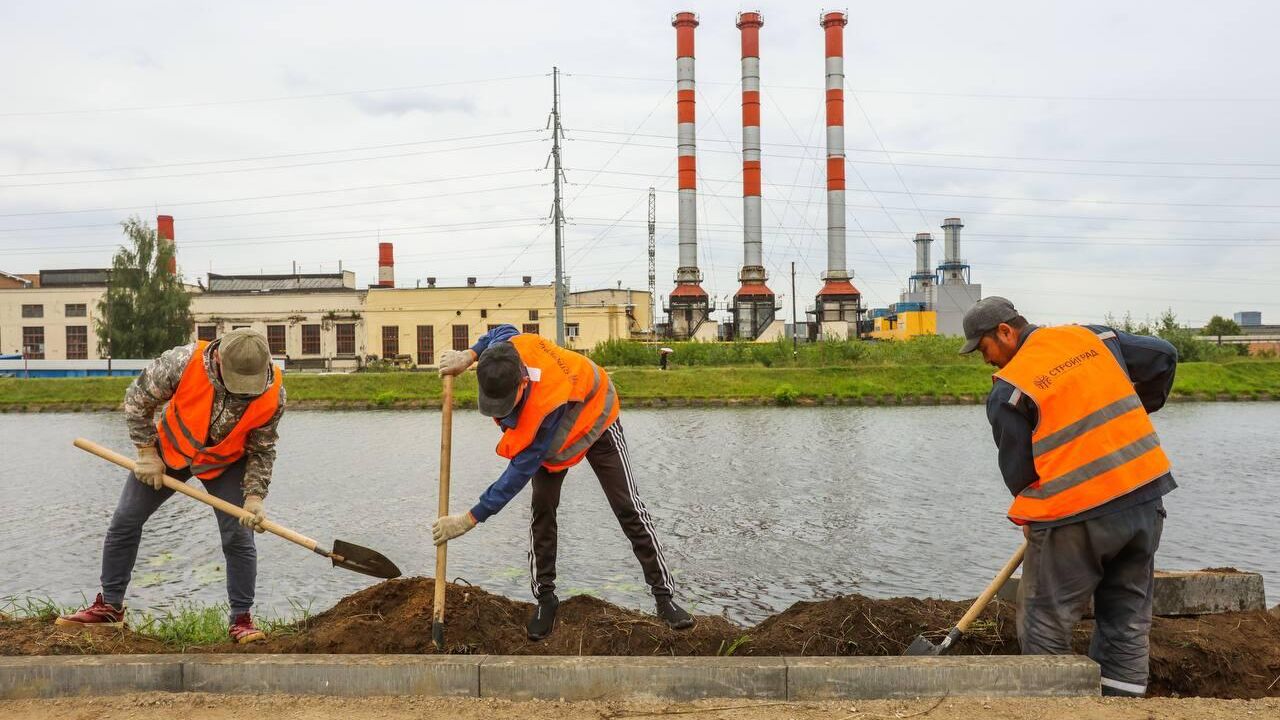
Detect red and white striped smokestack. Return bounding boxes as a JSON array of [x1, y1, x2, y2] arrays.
[[818, 10, 853, 294], [736, 11, 771, 297], [377, 242, 395, 288], [156, 214, 176, 275], [671, 11, 706, 300]]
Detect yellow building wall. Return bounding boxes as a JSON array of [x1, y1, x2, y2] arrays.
[[868, 311, 937, 341], [189, 290, 367, 368], [0, 286, 106, 359]]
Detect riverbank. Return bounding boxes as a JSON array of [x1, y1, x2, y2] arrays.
[[2, 361, 1278, 411]]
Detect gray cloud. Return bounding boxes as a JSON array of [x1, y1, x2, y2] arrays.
[[349, 91, 477, 117]]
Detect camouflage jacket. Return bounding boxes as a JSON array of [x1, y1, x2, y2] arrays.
[[124, 341, 286, 498]]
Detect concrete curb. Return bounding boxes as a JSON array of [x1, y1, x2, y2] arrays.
[[999, 570, 1266, 616], [0, 654, 1100, 700]]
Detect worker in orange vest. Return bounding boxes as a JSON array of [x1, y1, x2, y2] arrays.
[[57, 329, 285, 644], [961, 297, 1177, 698], [433, 324, 694, 640]]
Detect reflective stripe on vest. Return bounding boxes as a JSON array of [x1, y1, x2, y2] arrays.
[[157, 340, 283, 480], [994, 325, 1170, 524]]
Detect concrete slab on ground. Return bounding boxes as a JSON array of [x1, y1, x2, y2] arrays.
[[478, 656, 789, 701], [998, 570, 1266, 616], [184, 654, 484, 697], [786, 655, 1099, 699], [0, 655, 181, 699]]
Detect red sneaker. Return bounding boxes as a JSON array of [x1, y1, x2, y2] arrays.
[[228, 612, 266, 644], [55, 593, 125, 629]]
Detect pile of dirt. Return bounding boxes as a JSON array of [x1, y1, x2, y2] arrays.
[[5, 577, 1279, 699]]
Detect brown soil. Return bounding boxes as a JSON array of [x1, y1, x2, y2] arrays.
[[5, 577, 1279, 699]]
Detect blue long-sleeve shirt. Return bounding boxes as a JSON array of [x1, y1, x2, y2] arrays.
[[468, 324, 566, 523], [986, 324, 1178, 527]]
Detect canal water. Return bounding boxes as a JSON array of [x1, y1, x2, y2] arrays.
[[2, 403, 1275, 624]]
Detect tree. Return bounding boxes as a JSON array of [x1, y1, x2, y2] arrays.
[[1201, 315, 1242, 337], [96, 216, 192, 358]]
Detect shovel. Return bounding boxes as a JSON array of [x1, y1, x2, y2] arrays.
[[905, 540, 1027, 656], [432, 374, 455, 650], [74, 438, 401, 580]]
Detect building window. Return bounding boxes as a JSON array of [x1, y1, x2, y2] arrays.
[[523, 323, 540, 335], [566, 323, 580, 339], [451, 324, 469, 351], [66, 326, 88, 360], [65, 303, 87, 318], [267, 325, 287, 355], [416, 325, 434, 366], [197, 325, 217, 341], [22, 327, 44, 358], [301, 324, 320, 355], [21, 304, 42, 319], [232, 325, 249, 330], [382, 326, 400, 358], [336, 323, 355, 355], [528, 309, 539, 321], [480, 309, 488, 319]]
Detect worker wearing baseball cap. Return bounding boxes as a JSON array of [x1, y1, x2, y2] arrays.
[[961, 297, 1178, 697], [57, 329, 286, 644], [434, 324, 694, 640]]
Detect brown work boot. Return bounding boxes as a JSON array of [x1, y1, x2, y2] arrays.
[[55, 593, 125, 629], [228, 612, 266, 644]]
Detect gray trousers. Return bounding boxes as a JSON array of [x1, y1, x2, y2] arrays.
[[100, 459, 257, 617], [1017, 498, 1165, 697]]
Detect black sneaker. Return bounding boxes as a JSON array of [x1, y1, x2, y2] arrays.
[[526, 595, 559, 641], [656, 598, 695, 630]]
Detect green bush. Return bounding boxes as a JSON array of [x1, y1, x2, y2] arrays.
[[773, 383, 799, 406], [590, 335, 974, 368]]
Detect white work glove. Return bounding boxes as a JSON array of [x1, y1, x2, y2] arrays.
[[240, 495, 266, 533], [134, 445, 166, 491], [432, 512, 477, 546], [437, 349, 477, 377]]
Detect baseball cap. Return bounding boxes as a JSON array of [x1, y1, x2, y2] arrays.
[[218, 329, 273, 395], [959, 296, 1020, 354], [476, 342, 524, 418]]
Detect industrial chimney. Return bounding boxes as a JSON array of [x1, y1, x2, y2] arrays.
[[813, 11, 861, 340], [939, 217, 969, 285], [377, 242, 395, 287], [907, 232, 936, 308], [913, 233, 933, 281], [666, 11, 712, 340], [731, 10, 777, 341], [156, 214, 176, 275]]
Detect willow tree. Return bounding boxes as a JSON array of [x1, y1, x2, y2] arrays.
[[96, 217, 192, 358]]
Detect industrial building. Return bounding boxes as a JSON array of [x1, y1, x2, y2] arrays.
[[867, 217, 982, 341], [0, 269, 111, 360]]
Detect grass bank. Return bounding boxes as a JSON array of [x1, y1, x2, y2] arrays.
[[2, 361, 1278, 411]]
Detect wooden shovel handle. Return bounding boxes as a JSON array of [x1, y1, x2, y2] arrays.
[[955, 540, 1028, 633], [73, 437, 323, 554], [433, 375, 454, 624]]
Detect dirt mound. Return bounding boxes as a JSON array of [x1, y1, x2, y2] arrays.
[[0, 617, 167, 656]]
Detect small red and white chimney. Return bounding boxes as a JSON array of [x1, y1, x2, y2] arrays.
[[377, 242, 395, 287], [157, 214, 176, 275]]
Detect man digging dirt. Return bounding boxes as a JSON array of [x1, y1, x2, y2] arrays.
[[433, 324, 695, 640], [962, 297, 1178, 698], [55, 329, 285, 644]]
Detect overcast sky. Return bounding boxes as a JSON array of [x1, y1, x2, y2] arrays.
[[2, 0, 1278, 326]]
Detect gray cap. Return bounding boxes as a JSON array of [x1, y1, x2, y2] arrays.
[[217, 329, 273, 395], [476, 342, 524, 418], [959, 296, 1020, 354]]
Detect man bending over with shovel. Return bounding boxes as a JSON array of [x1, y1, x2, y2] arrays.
[[433, 324, 695, 640], [961, 297, 1177, 697], [57, 329, 285, 644]]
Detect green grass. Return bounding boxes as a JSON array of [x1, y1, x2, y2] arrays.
[[3, 360, 1278, 409], [1, 595, 310, 650]]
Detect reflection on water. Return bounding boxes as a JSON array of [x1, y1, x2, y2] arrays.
[[2, 403, 1275, 624]]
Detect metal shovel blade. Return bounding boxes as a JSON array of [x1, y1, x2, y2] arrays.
[[905, 634, 945, 656], [331, 539, 402, 579]]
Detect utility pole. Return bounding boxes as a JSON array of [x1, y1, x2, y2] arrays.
[[647, 187, 656, 336], [790, 261, 798, 354], [550, 67, 567, 345]]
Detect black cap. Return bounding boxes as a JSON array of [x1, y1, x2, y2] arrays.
[[959, 296, 1019, 354], [476, 342, 523, 417]]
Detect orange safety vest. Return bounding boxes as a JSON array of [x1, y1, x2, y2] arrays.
[[994, 325, 1171, 525], [157, 341, 283, 480], [494, 333, 620, 472]]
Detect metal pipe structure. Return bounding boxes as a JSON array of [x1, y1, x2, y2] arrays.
[[157, 215, 176, 275], [914, 233, 933, 280], [378, 242, 395, 288], [939, 217, 969, 285], [732, 10, 775, 340], [668, 11, 710, 339]]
